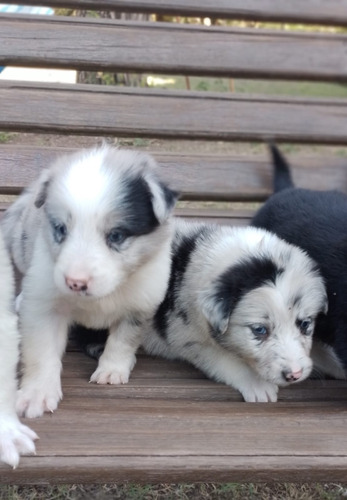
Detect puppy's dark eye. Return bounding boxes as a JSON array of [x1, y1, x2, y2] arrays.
[[106, 228, 128, 248], [251, 324, 268, 339], [52, 222, 67, 244], [296, 318, 312, 335]]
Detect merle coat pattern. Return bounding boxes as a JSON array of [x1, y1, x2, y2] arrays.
[[141, 220, 328, 402]]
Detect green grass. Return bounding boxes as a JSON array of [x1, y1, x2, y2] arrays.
[[1, 483, 347, 500], [0, 131, 17, 143], [145, 74, 347, 99]]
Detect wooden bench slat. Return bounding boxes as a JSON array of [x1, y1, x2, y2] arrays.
[[1, 146, 346, 199], [64, 353, 347, 402], [5, 456, 347, 484], [2, 15, 347, 81], [3, 0, 347, 27], [2, 82, 347, 144], [1, 351, 347, 484]]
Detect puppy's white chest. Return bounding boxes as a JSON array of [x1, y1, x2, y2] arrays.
[[60, 296, 119, 329]]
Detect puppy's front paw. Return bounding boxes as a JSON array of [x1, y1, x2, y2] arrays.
[[0, 414, 38, 468], [240, 379, 279, 403], [90, 355, 136, 385], [16, 378, 63, 418]]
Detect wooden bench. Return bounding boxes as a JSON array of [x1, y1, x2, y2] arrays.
[[1, 0, 347, 484]]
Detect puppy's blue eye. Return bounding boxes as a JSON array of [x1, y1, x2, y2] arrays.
[[297, 318, 312, 335], [106, 228, 128, 248], [52, 222, 67, 244], [251, 324, 268, 338]]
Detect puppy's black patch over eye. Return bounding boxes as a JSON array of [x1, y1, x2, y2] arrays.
[[52, 221, 67, 244], [106, 228, 129, 249], [296, 318, 312, 335], [250, 324, 269, 339]]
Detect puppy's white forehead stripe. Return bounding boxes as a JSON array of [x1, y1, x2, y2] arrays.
[[63, 150, 114, 205]]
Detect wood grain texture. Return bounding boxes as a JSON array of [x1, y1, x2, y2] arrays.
[[3, 0, 347, 26], [0, 146, 347, 199], [0, 351, 347, 484], [2, 82, 347, 144], [2, 15, 347, 81]]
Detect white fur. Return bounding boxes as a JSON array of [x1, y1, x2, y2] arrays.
[[2, 145, 177, 418], [0, 228, 37, 466], [143, 220, 328, 402]]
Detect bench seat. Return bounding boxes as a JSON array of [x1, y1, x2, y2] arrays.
[[1, 350, 347, 484]]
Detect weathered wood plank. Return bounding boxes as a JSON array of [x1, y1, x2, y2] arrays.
[[4, 456, 347, 484], [3, 0, 347, 27], [0, 351, 347, 484], [2, 15, 347, 81], [2, 82, 347, 145], [63, 353, 347, 402], [1, 146, 347, 199]]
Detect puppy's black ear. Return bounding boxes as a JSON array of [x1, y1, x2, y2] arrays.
[[199, 286, 232, 337], [35, 179, 50, 208], [146, 175, 179, 223], [159, 180, 180, 214], [140, 155, 179, 223], [269, 143, 295, 193]]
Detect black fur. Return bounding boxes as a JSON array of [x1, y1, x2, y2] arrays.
[[207, 256, 283, 340], [34, 180, 50, 208], [154, 228, 202, 338], [159, 180, 179, 213], [252, 145, 347, 366], [120, 175, 160, 235], [215, 256, 282, 315], [69, 324, 107, 359]]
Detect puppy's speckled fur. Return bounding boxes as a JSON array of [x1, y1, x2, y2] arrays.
[[142, 220, 327, 402]]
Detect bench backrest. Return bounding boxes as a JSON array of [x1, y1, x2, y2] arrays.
[[1, 0, 347, 225]]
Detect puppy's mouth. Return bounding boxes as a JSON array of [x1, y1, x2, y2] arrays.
[[74, 290, 91, 297], [64, 284, 93, 298]]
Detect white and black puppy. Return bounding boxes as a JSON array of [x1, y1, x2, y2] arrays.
[[141, 220, 327, 402], [252, 145, 347, 378], [1, 145, 178, 418], [0, 228, 37, 467]]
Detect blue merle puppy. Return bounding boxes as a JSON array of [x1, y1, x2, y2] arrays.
[[141, 219, 327, 402]]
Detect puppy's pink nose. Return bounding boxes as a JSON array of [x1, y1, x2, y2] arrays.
[[65, 276, 89, 292], [282, 368, 303, 382]]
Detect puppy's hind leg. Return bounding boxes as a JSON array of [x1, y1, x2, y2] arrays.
[[90, 317, 143, 385]]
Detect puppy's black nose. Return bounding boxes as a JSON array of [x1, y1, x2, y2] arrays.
[[282, 368, 303, 382]]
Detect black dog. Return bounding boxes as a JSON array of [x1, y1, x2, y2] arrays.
[[252, 145, 347, 376]]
